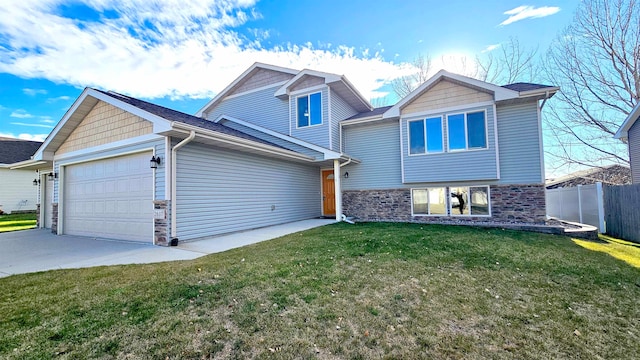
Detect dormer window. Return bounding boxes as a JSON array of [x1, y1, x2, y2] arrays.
[[297, 92, 322, 127]]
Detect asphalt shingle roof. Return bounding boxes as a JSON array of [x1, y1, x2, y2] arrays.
[[344, 106, 393, 121], [95, 89, 286, 150], [501, 83, 554, 92], [0, 138, 42, 164]]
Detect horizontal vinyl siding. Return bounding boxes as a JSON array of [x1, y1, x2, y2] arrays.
[[222, 121, 324, 159], [0, 169, 38, 213], [342, 121, 403, 190], [330, 90, 358, 152], [290, 87, 330, 149], [629, 120, 640, 183], [175, 142, 321, 241], [205, 85, 289, 135], [496, 102, 543, 184], [402, 105, 498, 183]]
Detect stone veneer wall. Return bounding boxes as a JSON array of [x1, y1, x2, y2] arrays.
[[51, 203, 58, 233], [342, 185, 546, 224], [153, 200, 170, 246], [36, 204, 40, 227]]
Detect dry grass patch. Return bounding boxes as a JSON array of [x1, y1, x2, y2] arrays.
[[1, 223, 639, 359]]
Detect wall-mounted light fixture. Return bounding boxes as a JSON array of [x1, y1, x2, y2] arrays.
[[47, 172, 57, 181], [33, 178, 40, 186], [343, 172, 349, 179], [150, 155, 161, 169]]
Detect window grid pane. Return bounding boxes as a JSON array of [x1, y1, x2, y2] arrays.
[[412, 189, 428, 214], [409, 120, 426, 154], [297, 96, 309, 127], [450, 187, 470, 215], [426, 117, 443, 153], [467, 111, 486, 149], [428, 188, 446, 215], [470, 186, 489, 215], [309, 92, 322, 125], [447, 114, 466, 150]]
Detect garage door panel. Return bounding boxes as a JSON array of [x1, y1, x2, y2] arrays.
[[64, 152, 153, 242]]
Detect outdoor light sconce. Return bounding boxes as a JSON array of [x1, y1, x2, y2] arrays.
[[150, 155, 161, 169], [33, 178, 40, 186], [343, 172, 349, 179], [47, 172, 57, 181]]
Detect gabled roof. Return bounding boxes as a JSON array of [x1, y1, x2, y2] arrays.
[[195, 62, 299, 117], [0, 137, 42, 164], [274, 69, 373, 112], [95, 90, 284, 148], [343, 106, 393, 122], [32, 87, 311, 163], [614, 101, 640, 142], [383, 70, 559, 118]]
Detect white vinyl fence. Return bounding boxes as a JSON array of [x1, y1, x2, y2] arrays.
[[546, 183, 606, 232]]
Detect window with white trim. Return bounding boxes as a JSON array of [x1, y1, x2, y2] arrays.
[[408, 116, 443, 155], [447, 111, 487, 151], [412, 185, 490, 217], [297, 92, 322, 127], [450, 186, 490, 216], [411, 187, 447, 215]]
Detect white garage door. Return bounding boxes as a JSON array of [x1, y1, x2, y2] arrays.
[[64, 152, 153, 242]]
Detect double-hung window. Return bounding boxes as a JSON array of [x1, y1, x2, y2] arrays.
[[408, 117, 443, 155], [297, 92, 322, 127], [447, 111, 487, 151]]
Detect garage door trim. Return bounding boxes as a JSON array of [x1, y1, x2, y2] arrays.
[[57, 148, 156, 242]]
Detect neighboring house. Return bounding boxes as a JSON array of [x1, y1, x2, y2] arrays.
[[0, 137, 42, 214], [614, 102, 640, 183], [15, 63, 558, 245], [545, 164, 632, 189]]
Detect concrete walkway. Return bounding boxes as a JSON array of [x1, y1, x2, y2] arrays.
[[0, 218, 336, 278]]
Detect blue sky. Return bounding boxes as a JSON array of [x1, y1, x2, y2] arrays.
[[0, 1, 580, 152]]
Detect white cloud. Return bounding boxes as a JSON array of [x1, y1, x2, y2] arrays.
[[39, 116, 56, 123], [500, 5, 560, 26], [10, 122, 54, 128], [0, 132, 48, 141], [46, 95, 71, 103], [10, 109, 34, 118], [23, 88, 48, 96], [482, 44, 500, 53], [0, 0, 414, 102]]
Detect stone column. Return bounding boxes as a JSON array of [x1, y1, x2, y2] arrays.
[[153, 200, 170, 246], [51, 203, 58, 234]]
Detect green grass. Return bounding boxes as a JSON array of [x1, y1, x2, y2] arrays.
[[0, 213, 36, 232], [1, 223, 639, 359]]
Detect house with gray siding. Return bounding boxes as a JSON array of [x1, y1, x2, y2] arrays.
[[615, 102, 640, 183], [13, 62, 558, 245]]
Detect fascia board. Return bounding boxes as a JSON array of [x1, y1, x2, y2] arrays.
[[614, 101, 640, 140]]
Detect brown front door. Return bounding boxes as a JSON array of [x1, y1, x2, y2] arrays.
[[322, 169, 335, 216]]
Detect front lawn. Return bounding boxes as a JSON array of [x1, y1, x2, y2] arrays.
[[1, 223, 638, 359], [0, 212, 36, 232]]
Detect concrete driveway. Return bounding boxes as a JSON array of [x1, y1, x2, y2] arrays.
[[0, 219, 335, 278]]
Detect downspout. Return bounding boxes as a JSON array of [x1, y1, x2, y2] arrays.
[[539, 90, 551, 111], [171, 130, 196, 240]]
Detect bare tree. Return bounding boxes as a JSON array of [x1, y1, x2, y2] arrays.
[[543, 0, 639, 169], [391, 54, 432, 98], [476, 37, 538, 84]]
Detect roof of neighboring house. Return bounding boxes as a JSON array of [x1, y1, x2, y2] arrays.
[[94, 90, 286, 149], [344, 106, 393, 121], [614, 101, 640, 141], [545, 164, 632, 189], [0, 137, 42, 164], [501, 83, 555, 92]]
